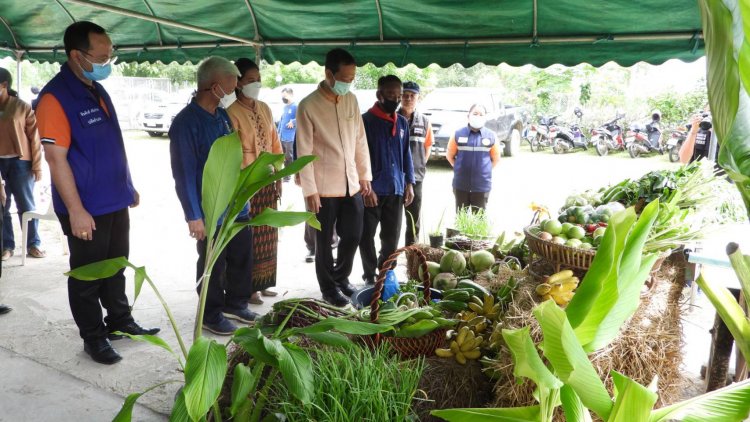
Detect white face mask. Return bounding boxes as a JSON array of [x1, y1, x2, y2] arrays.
[[469, 114, 486, 129], [241, 81, 262, 100], [213, 84, 235, 108]]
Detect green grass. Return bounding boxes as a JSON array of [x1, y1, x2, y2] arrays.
[[267, 345, 424, 422], [454, 206, 493, 239]]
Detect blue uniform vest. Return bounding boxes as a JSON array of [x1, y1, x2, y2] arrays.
[[452, 126, 496, 193], [39, 63, 135, 216]]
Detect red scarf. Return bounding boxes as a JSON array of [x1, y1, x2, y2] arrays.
[[368, 102, 397, 136]]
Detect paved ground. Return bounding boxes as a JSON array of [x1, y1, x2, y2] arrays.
[[0, 131, 741, 420]]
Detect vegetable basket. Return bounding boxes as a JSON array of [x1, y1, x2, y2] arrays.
[[524, 225, 596, 272], [362, 245, 446, 359]]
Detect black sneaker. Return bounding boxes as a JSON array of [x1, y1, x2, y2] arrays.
[[0, 304, 11, 315], [363, 275, 376, 286], [204, 317, 238, 335], [322, 291, 351, 307], [108, 322, 161, 340], [223, 307, 259, 324], [339, 283, 356, 297], [84, 338, 122, 365], [305, 252, 315, 263]]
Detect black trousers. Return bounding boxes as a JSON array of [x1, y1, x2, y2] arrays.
[[281, 142, 294, 177], [305, 223, 339, 254], [315, 193, 364, 296], [361, 194, 404, 279], [454, 189, 489, 211], [60, 208, 134, 342], [404, 181, 423, 246], [196, 225, 253, 323]]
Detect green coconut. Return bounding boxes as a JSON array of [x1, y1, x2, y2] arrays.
[[470, 250, 495, 272], [433, 272, 458, 290], [440, 250, 467, 274], [419, 261, 442, 282]]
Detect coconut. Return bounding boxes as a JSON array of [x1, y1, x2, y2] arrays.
[[440, 250, 467, 274], [433, 272, 458, 290], [419, 261, 442, 282], [470, 250, 495, 272]]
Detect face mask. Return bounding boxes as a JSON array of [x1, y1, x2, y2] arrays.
[[380, 98, 400, 114], [80, 56, 113, 81], [241, 82, 262, 100], [213, 84, 235, 107], [330, 79, 351, 96], [282, 97, 290, 104], [469, 114, 486, 129]]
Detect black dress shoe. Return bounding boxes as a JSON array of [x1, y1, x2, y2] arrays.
[[108, 322, 161, 340], [0, 304, 11, 315], [84, 338, 122, 365], [363, 276, 376, 286], [339, 283, 357, 297], [322, 291, 351, 307]]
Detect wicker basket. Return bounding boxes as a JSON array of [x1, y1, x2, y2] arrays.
[[365, 245, 445, 359], [524, 225, 596, 272]]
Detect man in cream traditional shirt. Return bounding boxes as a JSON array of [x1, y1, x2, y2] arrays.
[[296, 48, 372, 307]]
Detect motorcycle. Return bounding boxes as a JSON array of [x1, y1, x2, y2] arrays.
[[666, 129, 687, 162], [626, 120, 663, 158], [552, 108, 588, 154], [529, 115, 559, 152], [591, 114, 625, 156]]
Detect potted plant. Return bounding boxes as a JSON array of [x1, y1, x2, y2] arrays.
[[429, 209, 446, 248]]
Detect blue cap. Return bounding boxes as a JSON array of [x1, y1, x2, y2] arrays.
[[403, 81, 420, 94]]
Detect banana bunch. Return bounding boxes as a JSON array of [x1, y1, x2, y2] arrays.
[[467, 293, 501, 320], [535, 269, 579, 307], [487, 322, 504, 351], [435, 326, 483, 364], [457, 314, 489, 333]]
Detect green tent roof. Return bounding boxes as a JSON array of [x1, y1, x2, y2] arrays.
[[0, 0, 704, 67]]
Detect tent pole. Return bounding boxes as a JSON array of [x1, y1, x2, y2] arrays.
[[15, 51, 23, 95], [255, 45, 262, 65]]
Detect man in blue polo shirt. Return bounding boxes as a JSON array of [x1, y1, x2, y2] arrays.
[[38, 21, 159, 365], [277, 87, 296, 182], [359, 75, 414, 285], [169, 56, 258, 336]]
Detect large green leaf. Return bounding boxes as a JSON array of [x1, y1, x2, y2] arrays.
[[608, 371, 658, 422], [287, 317, 394, 335], [65, 256, 131, 280], [694, 273, 750, 362], [649, 379, 750, 422], [169, 389, 190, 422], [133, 266, 146, 304], [232, 327, 279, 367], [560, 385, 592, 422], [274, 343, 315, 404], [502, 327, 562, 391], [248, 208, 321, 230], [182, 337, 227, 422], [201, 131, 243, 242], [113, 392, 143, 422], [304, 331, 355, 349], [229, 363, 254, 418], [534, 300, 613, 420], [113, 333, 179, 363], [431, 406, 541, 421], [727, 243, 750, 317]]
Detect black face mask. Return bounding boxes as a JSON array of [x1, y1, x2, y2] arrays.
[[380, 98, 400, 114], [282, 97, 290, 104]]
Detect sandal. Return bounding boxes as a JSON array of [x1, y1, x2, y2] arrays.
[[249, 292, 264, 305], [261, 289, 278, 297], [27, 247, 46, 259], [1, 249, 13, 261]]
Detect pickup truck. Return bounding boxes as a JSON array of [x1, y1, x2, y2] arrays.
[[421, 87, 526, 157]]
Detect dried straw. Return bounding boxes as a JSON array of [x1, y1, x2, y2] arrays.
[[406, 245, 446, 280]]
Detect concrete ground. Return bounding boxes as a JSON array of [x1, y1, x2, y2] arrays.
[[0, 131, 742, 420]]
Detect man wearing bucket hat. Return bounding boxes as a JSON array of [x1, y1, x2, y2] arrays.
[[398, 81, 433, 246]]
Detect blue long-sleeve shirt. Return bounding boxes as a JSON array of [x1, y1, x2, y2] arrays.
[[277, 102, 297, 142], [361, 109, 415, 196], [169, 99, 249, 222]]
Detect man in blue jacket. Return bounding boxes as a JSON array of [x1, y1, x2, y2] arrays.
[[359, 75, 414, 285], [169, 56, 258, 336], [277, 87, 297, 182]]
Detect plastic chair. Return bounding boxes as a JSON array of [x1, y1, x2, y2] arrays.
[[21, 200, 68, 266]]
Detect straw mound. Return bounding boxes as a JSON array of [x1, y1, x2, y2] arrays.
[[413, 356, 495, 422], [491, 253, 687, 411], [406, 245, 446, 280]]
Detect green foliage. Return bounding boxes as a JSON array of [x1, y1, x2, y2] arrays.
[[579, 82, 592, 106], [646, 88, 708, 126], [117, 61, 196, 85], [267, 345, 425, 422]]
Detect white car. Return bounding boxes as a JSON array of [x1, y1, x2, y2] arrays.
[[137, 90, 193, 137]]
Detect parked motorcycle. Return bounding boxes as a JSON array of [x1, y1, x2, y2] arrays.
[[666, 112, 713, 163], [552, 107, 588, 154], [591, 114, 625, 156], [529, 114, 559, 152], [666, 129, 687, 162], [626, 110, 664, 158]]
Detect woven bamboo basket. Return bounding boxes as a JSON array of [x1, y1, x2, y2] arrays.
[[364, 245, 446, 359], [524, 226, 597, 272]]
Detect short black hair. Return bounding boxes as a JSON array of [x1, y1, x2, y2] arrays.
[[469, 103, 487, 114], [0, 67, 17, 97], [325, 48, 356, 74], [234, 58, 259, 78], [377, 75, 402, 90], [281, 87, 293, 94], [64, 21, 107, 57]]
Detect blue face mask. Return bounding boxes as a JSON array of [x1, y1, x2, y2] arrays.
[[331, 79, 351, 96], [80, 55, 114, 81]]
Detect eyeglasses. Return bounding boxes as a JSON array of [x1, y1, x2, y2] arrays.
[[78, 49, 118, 66]]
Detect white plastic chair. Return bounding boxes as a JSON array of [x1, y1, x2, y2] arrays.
[[21, 200, 68, 265]]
